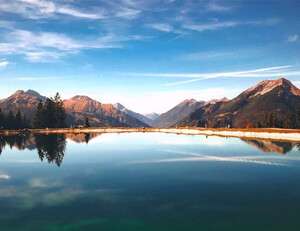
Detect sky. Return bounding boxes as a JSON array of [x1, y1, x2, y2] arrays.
[[0, 0, 300, 114]]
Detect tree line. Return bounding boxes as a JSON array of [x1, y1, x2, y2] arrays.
[[253, 109, 300, 129], [34, 93, 67, 129], [0, 109, 30, 130]]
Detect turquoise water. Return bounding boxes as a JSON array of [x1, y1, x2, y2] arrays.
[[0, 133, 300, 231]]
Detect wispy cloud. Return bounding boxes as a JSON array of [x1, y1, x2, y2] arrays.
[[0, 0, 104, 19], [119, 65, 295, 86], [288, 34, 298, 43], [114, 7, 141, 19], [128, 150, 288, 166], [147, 23, 174, 32], [183, 18, 281, 32], [205, 1, 233, 12], [0, 174, 11, 180], [0, 61, 10, 70], [146, 23, 186, 35], [165, 65, 294, 86], [0, 29, 146, 62], [56, 7, 104, 19]]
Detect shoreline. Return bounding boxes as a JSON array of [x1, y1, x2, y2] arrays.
[[1, 127, 300, 142]]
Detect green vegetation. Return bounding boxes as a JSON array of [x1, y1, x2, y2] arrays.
[[0, 109, 30, 130], [83, 116, 90, 127], [34, 93, 67, 129], [254, 109, 300, 129]]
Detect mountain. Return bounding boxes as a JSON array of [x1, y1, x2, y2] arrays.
[[64, 96, 149, 127], [176, 78, 300, 128], [242, 139, 295, 154], [0, 91, 149, 128], [114, 103, 152, 126], [66, 133, 100, 143], [0, 90, 46, 122], [144, 112, 160, 121], [151, 99, 206, 128]]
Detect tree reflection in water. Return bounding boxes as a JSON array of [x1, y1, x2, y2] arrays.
[[0, 134, 66, 167], [0, 135, 30, 155], [34, 134, 66, 167]]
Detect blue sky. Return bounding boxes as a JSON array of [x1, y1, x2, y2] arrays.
[[0, 0, 300, 113]]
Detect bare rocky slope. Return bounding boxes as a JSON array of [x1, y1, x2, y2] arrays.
[[175, 78, 300, 128], [0, 91, 149, 128]]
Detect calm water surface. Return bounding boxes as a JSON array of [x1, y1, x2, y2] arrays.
[[0, 132, 300, 231]]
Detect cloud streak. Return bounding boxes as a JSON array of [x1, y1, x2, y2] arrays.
[[0, 0, 104, 19], [183, 18, 281, 32], [0, 61, 10, 70], [288, 34, 298, 43], [205, 1, 232, 12], [0, 29, 146, 62], [128, 150, 288, 166], [118, 65, 297, 86]]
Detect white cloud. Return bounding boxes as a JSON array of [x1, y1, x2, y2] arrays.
[[183, 21, 237, 32], [147, 23, 174, 32], [120, 65, 294, 86], [146, 23, 186, 35], [0, 61, 10, 70], [0, 0, 103, 19], [183, 18, 281, 32], [115, 7, 141, 19], [0, 29, 145, 62], [288, 34, 298, 43], [57, 7, 104, 19], [128, 150, 288, 166], [206, 1, 232, 12], [0, 174, 11, 180]]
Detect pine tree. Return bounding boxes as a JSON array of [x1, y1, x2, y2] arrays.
[[257, 121, 262, 128], [53, 93, 67, 128], [34, 100, 44, 128], [6, 111, 15, 130], [0, 109, 4, 129], [283, 111, 292, 129], [15, 110, 23, 129], [33, 93, 66, 129], [83, 117, 90, 127], [296, 108, 300, 129], [22, 114, 30, 128]]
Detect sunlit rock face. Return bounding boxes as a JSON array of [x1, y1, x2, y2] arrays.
[[176, 78, 300, 128]]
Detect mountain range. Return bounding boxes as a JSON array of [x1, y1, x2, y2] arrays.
[[0, 78, 299, 128], [175, 78, 300, 128]]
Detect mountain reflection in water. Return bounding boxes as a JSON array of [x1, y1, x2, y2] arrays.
[[241, 139, 298, 154], [0, 134, 299, 166]]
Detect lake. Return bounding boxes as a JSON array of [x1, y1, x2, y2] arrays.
[[0, 132, 300, 231]]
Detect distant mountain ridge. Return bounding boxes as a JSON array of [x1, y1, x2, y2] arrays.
[[152, 97, 229, 128], [144, 112, 160, 121], [113, 103, 153, 126], [175, 78, 300, 128]]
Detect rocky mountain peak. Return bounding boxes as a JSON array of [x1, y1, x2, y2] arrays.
[[71, 95, 93, 101], [114, 103, 126, 111], [245, 77, 300, 98]]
